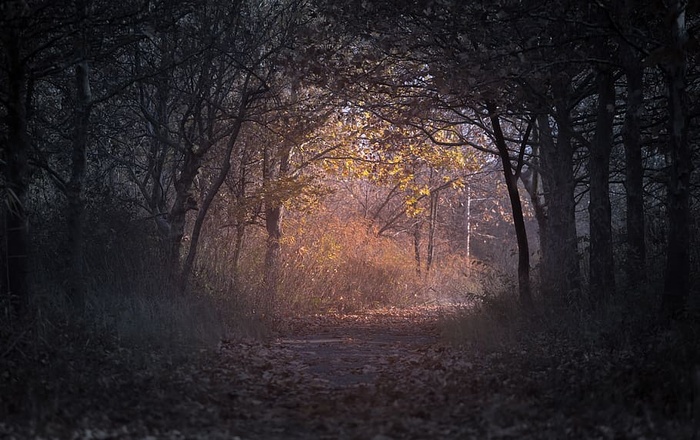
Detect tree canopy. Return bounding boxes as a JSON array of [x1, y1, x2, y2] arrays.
[[1, 0, 698, 317]]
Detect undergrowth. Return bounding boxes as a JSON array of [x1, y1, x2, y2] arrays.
[[0, 209, 255, 428], [193, 200, 517, 317], [441, 285, 700, 425], [277, 213, 424, 314], [195, 209, 454, 317]]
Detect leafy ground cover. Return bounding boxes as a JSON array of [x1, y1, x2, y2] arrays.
[[1, 305, 696, 439]]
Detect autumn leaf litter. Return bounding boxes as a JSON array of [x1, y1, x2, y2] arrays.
[[3, 305, 693, 439]]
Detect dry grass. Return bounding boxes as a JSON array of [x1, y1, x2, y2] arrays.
[[441, 284, 659, 350], [194, 208, 518, 317], [1, 214, 253, 373], [276, 213, 424, 314], [440, 282, 700, 427], [0, 208, 267, 426]]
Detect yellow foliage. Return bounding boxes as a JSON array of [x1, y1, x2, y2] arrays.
[[276, 209, 423, 313]]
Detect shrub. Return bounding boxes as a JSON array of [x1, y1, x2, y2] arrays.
[[276, 212, 423, 314]]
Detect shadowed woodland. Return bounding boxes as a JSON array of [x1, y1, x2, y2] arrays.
[[1, 0, 700, 438]]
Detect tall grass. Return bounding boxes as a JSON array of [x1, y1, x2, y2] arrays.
[[2, 206, 252, 372], [194, 206, 519, 317], [276, 213, 424, 314], [440, 277, 700, 424], [0, 206, 261, 427]]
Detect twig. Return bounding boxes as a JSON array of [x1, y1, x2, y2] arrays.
[[0, 324, 32, 360]]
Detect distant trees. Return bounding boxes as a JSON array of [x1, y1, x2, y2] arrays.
[[1, 0, 314, 314], [1, 0, 697, 321], [660, 0, 694, 316], [1, 0, 145, 313], [313, 0, 699, 314], [0, 1, 33, 315]]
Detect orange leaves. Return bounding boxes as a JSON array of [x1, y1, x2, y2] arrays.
[[310, 105, 479, 221], [277, 211, 422, 314]]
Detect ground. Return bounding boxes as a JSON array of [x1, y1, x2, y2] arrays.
[[1, 305, 695, 439]]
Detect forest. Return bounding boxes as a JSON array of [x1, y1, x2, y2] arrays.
[[1, 0, 699, 438]]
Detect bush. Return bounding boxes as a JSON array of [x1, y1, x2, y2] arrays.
[[277, 212, 424, 314], [441, 284, 700, 423], [0, 200, 256, 426]]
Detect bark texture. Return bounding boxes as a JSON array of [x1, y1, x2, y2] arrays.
[[2, 30, 30, 315], [588, 68, 616, 304], [537, 86, 581, 302], [488, 104, 532, 309], [66, 52, 92, 308], [662, 0, 692, 316], [622, 49, 646, 287]]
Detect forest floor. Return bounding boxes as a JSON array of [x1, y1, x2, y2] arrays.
[[1, 304, 696, 439]]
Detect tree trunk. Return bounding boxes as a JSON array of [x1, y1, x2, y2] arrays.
[[413, 220, 422, 276], [588, 68, 616, 304], [3, 33, 30, 316], [230, 136, 251, 288], [488, 104, 532, 309], [168, 152, 200, 274], [232, 221, 246, 287], [147, 77, 169, 217], [181, 105, 246, 287], [519, 138, 549, 289], [136, 34, 188, 272], [66, 49, 92, 309], [662, 0, 692, 317], [622, 49, 647, 288], [426, 190, 438, 274], [264, 202, 282, 313], [537, 94, 581, 302], [262, 141, 292, 314]]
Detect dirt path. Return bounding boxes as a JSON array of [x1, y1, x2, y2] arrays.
[[9, 305, 691, 439], [9, 306, 473, 440], [277, 308, 441, 388], [222, 307, 463, 439], [183, 305, 500, 440], [194, 306, 690, 440]]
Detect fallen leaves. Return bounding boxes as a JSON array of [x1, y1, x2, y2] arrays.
[[1, 304, 695, 439]]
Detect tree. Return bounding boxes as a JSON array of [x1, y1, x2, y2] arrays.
[[113, 0, 309, 291], [27, 0, 172, 307], [588, 65, 617, 304], [0, 1, 32, 315], [660, 0, 693, 316], [0, 0, 102, 313], [250, 80, 337, 311], [62, 0, 144, 307], [618, 0, 648, 288], [585, 5, 619, 303], [487, 106, 533, 307], [307, 0, 540, 305], [314, 105, 475, 275]]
